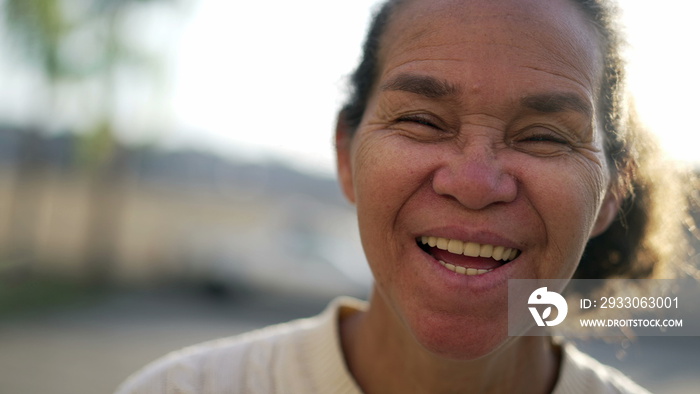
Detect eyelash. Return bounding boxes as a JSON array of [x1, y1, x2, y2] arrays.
[[523, 134, 568, 144], [396, 115, 441, 129], [395, 115, 571, 146]]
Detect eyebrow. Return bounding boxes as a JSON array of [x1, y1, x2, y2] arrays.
[[381, 73, 593, 117], [521, 93, 593, 118], [381, 74, 461, 99]]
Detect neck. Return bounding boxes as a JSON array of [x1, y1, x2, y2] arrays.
[[340, 289, 561, 394]]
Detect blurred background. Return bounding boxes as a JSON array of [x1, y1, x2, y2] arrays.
[[0, 0, 698, 393]]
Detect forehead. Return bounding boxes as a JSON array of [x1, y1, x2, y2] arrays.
[[378, 0, 604, 101]]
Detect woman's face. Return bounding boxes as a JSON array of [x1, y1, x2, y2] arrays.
[[337, 0, 618, 359]]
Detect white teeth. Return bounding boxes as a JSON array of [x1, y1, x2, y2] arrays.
[[479, 244, 493, 258], [492, 246, 504, 261], [502, 248, 512, 261], [464, 242, 480, 257], [447, 239, 463, 254], [508, 248, 519, 260], [439, 260, 492, 276], [420, 236, 520, 262]]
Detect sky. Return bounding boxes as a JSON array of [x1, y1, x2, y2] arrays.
[[168, 0, 382, 176], [1, 1, 699, 177]]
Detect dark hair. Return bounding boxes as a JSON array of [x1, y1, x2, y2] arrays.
[[340, 0, 398, 133], [341, 0, 692, 281]]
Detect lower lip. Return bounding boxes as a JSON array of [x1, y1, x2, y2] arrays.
[[419, 247, 517, 293]]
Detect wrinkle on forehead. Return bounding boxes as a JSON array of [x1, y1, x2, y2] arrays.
[[379, 0, 604, 90]]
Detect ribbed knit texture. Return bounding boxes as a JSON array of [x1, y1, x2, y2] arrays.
[[115, 297, 650, 394]]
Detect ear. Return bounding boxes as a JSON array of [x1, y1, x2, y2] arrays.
[[590, 188, 620, 238], [335, 111, 356, 204]]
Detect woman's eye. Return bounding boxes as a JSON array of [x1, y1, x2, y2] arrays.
[[396, 115, 441, 130], [512, 128, 573, 156], [523, 134, 568, 144], [390, 113, 453, 142]]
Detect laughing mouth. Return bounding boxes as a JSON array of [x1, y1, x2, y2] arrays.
[[417, 236, 521, 276]]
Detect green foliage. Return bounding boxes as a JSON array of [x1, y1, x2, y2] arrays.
[[2, 0, 179, 167], [3, 0, 65, 78], [75, 120, 116, 170], [3, 0, 174, 80]]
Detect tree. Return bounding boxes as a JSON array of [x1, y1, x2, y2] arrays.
[[1, 0, 181, 284]]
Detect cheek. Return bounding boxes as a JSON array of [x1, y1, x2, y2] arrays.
[[351, 135, 433, 216], [521, 156, 608, 274], [349, 135, 437, 274], [537, 173, 600, 228], [554, 159, 608, 232]]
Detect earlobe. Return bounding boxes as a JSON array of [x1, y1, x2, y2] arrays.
[[590, 189, 621, 238], [335, 111, 356, 204]]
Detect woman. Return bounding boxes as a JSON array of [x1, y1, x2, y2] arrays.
[[117, 0, 686, 392]]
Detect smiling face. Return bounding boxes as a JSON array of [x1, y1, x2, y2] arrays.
[[337, 0, 619, 359]]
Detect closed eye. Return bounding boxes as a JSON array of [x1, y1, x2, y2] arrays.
[[511, 128, 573, 156], [523, 134, 569, 144], [397, 115, 442, 130]]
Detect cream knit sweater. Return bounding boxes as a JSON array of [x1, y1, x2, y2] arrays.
[[115, 297, 650, 394]]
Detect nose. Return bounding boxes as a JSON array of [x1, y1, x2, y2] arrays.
[[431, 139, 517, 210]]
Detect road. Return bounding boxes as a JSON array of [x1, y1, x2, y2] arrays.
[[0, 287, 697, 394]]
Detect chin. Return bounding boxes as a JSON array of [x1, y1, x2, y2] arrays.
[[407, 311, 512, 361]]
